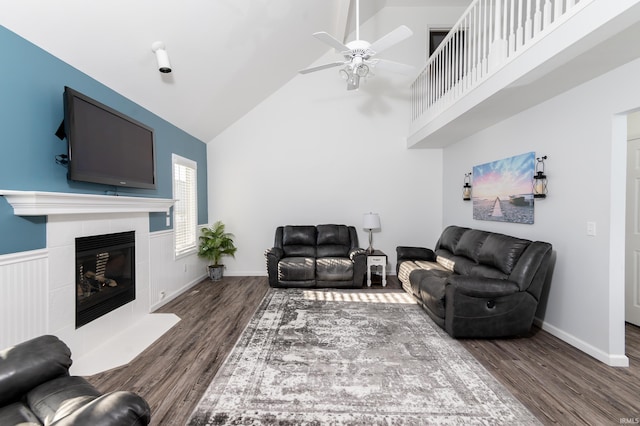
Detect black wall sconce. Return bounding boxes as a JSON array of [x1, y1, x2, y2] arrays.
[[463, 172, 472, 201], [533, 155, 548, 198]]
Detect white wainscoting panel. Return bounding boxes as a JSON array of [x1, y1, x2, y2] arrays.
[[149, 229, 207, 311], [0, 250, 49, 349]]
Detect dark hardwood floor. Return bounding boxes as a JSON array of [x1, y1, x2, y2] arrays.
[[86, 276, 640, 425]]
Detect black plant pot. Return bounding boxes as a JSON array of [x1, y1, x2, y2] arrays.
[[208, 265, 224, 281]]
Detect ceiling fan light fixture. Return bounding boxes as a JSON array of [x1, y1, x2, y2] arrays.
[[298, 0, 413, 91], [356, 64, 369, 77]]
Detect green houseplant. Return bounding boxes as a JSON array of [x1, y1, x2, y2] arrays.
[[198, 221, 237, 281]]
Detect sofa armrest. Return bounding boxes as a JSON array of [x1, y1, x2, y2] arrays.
[[265, 247, 283, 261], [50, 391, 151, 426], [0, 335, 72, 406], [446, 275, 520, 298], [396, 246, 435, 274], [349, 248, 367, 286], [265, 247, 284, 287], [348, 248, 366, 261], [396, 246, 435, 262]]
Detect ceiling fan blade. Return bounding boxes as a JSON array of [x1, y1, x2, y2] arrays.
[[369, 25, 413, 55], [299, 62, 345, 74], [313, 31, 350, 53], [372, 59, 416, 76]]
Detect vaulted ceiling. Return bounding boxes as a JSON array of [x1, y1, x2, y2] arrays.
[[0, 0, 471, 142]]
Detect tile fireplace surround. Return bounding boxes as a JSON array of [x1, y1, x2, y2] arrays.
[[0, 190, 181, 375]]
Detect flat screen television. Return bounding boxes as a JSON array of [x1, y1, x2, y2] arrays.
[[63, 86, 157, 190]]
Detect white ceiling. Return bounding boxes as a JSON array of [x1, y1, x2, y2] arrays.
[[0, 0, 471, 143]]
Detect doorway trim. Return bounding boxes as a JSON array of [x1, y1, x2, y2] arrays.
[[611, 112, 630, 367]]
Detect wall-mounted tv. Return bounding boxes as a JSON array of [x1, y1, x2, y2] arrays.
[[63, 86, 157, 190]]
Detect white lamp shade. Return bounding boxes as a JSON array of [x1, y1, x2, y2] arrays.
[[363, 213, 381, 230]]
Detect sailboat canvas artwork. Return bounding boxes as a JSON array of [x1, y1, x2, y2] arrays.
[[472, 152, 535, 224]]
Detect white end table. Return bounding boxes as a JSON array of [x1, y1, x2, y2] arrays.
[[366, 249, 387, 287]]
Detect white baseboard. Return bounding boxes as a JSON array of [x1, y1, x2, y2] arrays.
[[150, 273, 207, 311], [533, 317, 629, 367]]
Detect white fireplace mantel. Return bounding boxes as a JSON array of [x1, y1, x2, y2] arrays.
[[0, 190, 175, 216]]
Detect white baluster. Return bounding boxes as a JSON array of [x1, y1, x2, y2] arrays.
[[543, 0, 552, 28], [567, 0, 576, 8], [554, 0, 563, 23], [508, 0, 516, 55], [490, 0, 508, 70], [453, 31, 458, 97], [482, 0, 488, 75], [516, 0, 524, 49], [533, 0, 542, 36], [494, 0, 502, 45], [465, 13, 471, 90], [472, 2, 478, 83], [524, 0, 533, 43]]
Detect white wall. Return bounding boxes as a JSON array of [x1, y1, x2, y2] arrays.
[[207, 6, 466, 275], [442, 57, 640, 366]]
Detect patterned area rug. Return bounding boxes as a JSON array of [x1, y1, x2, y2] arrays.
[[187, 289, 540, 425]]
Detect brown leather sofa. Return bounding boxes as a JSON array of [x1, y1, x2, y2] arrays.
[[0, 335, 150, 425], [265, 224, 366, 288], [397, 225, 553, 338]]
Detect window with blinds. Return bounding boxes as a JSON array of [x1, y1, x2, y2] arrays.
[[172, 154, 197, 257]]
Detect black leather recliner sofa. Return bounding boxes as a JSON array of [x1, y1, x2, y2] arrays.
[[397, 225, 552, 338], [265, 224, 366, 288], [0, 335, 151, 425]]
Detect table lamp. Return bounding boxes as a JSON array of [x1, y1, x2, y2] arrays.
[[363, 213, 381, 254]]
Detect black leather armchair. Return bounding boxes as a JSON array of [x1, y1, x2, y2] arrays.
[[0, 335, 150, 426], [265, 224, 366, 288], [397, 226, 553, 338]]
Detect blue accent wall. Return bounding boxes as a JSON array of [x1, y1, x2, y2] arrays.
[[0, 26, 208, 255]]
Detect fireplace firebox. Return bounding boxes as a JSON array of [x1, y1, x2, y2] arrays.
[[76, 231, 135, 328]]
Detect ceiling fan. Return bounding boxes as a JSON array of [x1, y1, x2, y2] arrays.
[[299, 0, 415, 91]]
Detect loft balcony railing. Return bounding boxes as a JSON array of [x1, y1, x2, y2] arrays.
[[411, 0, 593, 127]]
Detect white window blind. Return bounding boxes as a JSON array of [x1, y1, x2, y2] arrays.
[[172, 154, 197, 257]]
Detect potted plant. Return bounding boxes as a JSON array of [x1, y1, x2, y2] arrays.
[[198, 220, 237, 281]]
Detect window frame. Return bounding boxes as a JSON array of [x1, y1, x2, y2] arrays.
[[172, 153, 198, 258]]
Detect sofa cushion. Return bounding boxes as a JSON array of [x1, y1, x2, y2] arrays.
[[0, 402, 41, 426], [278, 257, 316, 281], [454, 229, 488, 261], [316, 257, 353, 281], [282, 226, 317, 257], [398, 261, 424, 294], [451, 256, 477, 276], [478, 234, 530, 275], [469, 264, 508, 280], [28, 376, 101, 425], [435, 256, 455, 271], [0, 335, 72, 407], [437, 226, 467, 252], [418, 275, 448, 319], [316, 225, 351, 257]]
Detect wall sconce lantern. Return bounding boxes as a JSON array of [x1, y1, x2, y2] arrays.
[[533, 155, 548, 198], [463, 172, 472, 201]]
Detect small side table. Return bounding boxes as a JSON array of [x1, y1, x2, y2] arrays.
[[366, 249, 387, 287]]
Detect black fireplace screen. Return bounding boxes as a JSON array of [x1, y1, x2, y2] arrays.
[[76, 231, 135, 328]]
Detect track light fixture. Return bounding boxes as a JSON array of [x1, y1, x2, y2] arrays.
[[151, 41, 172, 73]]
